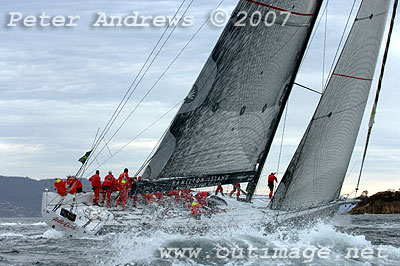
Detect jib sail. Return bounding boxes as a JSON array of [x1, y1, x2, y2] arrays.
[[270, 0, 391, 211]]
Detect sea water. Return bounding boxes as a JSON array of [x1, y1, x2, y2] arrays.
[[0, 215, 399, 265]]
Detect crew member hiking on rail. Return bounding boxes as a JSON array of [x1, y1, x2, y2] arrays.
[[196, 191, 209, 207], [102, 171, 114, 206], [191, 200, 201, 219], [89, 170, 102, 205], [268, 172, 278, 199], [54, 178, 67, 196]]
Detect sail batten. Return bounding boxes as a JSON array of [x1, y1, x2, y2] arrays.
[[142, 1, 322, 190], [270, 0, 391, 211]]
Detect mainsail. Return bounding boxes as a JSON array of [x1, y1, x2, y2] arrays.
[[140, 0, 323, 194], [270, 0, 391, 211]]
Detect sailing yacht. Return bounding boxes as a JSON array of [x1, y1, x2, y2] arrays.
[[41, 0, 395, 236]]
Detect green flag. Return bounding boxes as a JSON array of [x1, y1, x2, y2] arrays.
[[78, 151, 92, 164]]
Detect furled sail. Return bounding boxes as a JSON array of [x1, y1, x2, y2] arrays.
[[141, 0, 322, 192], [270, 0, 391, 211]]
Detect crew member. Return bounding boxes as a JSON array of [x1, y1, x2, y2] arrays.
[[230, 183, 241, 199], [215, 185, 224, 196], [154, 192, 163, 200], [89, 170, 102, 205], [67, 176, 83, 194], [195, 191, 209, 207], [111, 173, 119, 192], [144, 193, 157, 205], [268, 172, 278, 198], [191, 200, 201, 218], [54, 178, 67, 196], [118, 168, 130, 183], [130, 176, 137, 197], [116, 168, 131, 209], [131, 177, 139, 206], [102, 171, 114, 206], [167, 190, 181, 202], [181, 189, 193, 207]]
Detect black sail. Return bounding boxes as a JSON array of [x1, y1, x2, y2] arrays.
[[270, 0, 391, 211], [141, 0, 322, 192]]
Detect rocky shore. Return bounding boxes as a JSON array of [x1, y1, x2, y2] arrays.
[[349, 190, 400, 214]]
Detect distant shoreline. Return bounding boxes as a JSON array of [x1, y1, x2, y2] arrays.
[[349, 191, 400, 215]]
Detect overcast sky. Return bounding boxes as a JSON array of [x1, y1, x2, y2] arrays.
[[1, 0, 399, 196]]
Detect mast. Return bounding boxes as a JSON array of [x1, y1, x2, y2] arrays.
[[355, 0, 398, 194], [245, 0, 324, 201]]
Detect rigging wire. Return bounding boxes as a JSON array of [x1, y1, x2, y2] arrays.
[[324, 0, 358, 90], [294, 82, 322, 95], [276, 101, 289, 177], [76, 127, 101, 177], [301, 0, 330, 68], [85, 100, 184, 178], [76, 0, 190, 177], [82, 0, 192, 175], [83, 0, 227, 175], [322, 4, 327, 91], [355, 0, 398, 195], [86, 0, 195, 170], [301, 0, 357, 91]]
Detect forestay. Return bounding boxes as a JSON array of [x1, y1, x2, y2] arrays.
[[270, 0, 391, 211], [141, 0, 322, 191]]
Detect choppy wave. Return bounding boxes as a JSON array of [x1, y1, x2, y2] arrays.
[[97, 220, 400, 266], [42, 229, 64, 239], [1, 216, 400, 265], [0, 222, 20, 226], [0, 232, 26, 239], [0, 222, 46, 226]]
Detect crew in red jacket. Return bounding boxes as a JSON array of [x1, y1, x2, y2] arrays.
[[89, 170, 102, 205], [268, 172, 278, 198], [118, 168, 130, 184], [144, 193, 157, 205], [154, 192, 163, 200], [195, 192, 209, 207], [102, 171, 114, 206], [181, 189, 193, 207], [167, 190, 181, 202], [191, 201, 201, 218], [67, 176, 83, 194], [54, 178, 67, 196], [215, 185, 224, 196], [230, 183, 241, 199], [116, 168, 131, 209], [111, 174, 119, 192]]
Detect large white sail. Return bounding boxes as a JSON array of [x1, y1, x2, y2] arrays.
[[270, 0, 391, 211], [142, 0, 322, 192]]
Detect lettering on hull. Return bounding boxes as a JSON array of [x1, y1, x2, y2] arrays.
[[52, 216, 78, 231]]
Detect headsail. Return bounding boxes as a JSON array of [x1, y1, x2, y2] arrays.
[[270, 0, 391, 211], [141, 0, 323, 193]]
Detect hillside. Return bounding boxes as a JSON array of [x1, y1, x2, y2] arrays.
[[0, 175, 90, 217], [349, 190, 400, 214]]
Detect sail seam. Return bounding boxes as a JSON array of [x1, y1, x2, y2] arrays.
[[245, 0, 313, 17], [332, 73, 372, 81]]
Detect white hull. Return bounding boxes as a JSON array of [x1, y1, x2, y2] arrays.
[[42, 190, 356, 237], [41, 190, 114, 237]]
